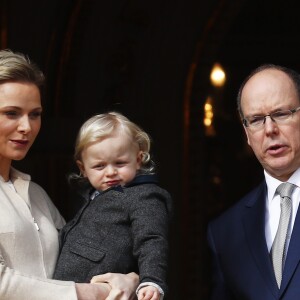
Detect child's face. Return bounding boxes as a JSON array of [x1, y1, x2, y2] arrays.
[[77, 132, 143, 191]]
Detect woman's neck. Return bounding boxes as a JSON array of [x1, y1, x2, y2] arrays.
[[0, 158, 12, 181]]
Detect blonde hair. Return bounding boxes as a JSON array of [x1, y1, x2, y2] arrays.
[[0, 49, 45, 94], [74, 111, 155, 174]]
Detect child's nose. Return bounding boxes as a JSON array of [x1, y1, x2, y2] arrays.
[[106, 165, 117, 176]]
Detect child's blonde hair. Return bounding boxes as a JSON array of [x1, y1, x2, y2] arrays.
[[74, 111, 155, 174]]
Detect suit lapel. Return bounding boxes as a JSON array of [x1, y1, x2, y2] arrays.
[[280, 204, 300, 295], [242, 182, 279, 297]]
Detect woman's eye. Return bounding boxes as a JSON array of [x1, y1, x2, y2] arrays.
[[4, 111, 19, 118], [2, 111, 42, 120], [29, 111, 42, 119]]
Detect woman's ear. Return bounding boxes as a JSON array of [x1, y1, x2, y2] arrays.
[[76, 160, 86, 177]]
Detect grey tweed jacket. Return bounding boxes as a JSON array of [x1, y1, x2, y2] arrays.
[[53, 175, 173, 294]]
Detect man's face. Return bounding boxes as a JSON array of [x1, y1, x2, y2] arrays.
[[241, 69, 300, 181]]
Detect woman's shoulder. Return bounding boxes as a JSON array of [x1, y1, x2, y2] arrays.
[[10, 167, 65, 228]]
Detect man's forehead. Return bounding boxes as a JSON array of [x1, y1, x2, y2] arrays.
[[243, 69, 294, 95]]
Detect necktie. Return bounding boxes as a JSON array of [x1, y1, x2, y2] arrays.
[[271, 182, 296, 287]]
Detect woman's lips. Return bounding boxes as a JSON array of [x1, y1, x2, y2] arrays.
[[10, 139, 29, 147]]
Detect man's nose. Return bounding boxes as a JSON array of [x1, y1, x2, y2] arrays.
[[264, 115, 278, 134]]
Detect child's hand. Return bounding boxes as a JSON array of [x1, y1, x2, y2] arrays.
[[137, 285, 160, 300]]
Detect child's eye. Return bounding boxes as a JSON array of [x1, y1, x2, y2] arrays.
[[116, 161, 126, 166], [95, 164, 105, 170]]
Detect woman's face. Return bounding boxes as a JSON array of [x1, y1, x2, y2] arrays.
[[0, 82, 42, 164]]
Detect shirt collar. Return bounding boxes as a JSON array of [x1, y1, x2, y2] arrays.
[[0, 167, 31, 182], [264, 168, 300, 203]]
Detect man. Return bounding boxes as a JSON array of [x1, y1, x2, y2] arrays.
[[207, 64, 300, 299]]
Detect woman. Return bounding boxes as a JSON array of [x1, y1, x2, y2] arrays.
[[0, 49, 138, 300]]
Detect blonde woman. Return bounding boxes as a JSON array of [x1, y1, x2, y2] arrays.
[[0, 49, 137, 300]]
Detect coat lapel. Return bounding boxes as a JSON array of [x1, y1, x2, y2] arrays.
[[242, 182, 279, 297], [280, 204, 300, 295]]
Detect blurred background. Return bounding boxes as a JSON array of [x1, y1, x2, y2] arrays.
[[4, 0, 300, 298]]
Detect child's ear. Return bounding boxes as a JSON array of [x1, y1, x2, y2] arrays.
[[137, 151, 143, 168], [76, 160, 86, 177]]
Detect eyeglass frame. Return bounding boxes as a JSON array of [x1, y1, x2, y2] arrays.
[[242, 106, 300, 128]]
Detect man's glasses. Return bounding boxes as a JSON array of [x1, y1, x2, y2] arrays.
[[243, 106, 300, 129]]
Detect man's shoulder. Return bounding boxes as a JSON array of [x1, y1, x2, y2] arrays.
[[209, 181, 266, 226]]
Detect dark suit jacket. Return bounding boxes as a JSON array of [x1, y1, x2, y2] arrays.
[[207, 181, 300, 300], [53, 175, 172, 294]]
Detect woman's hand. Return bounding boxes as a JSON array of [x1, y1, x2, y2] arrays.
[[75, 282, 111, 300], [91, 272, 139, 300]]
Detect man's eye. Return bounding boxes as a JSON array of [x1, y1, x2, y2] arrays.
[[273, 111, 290, 119], [249, 117, 264, 125]]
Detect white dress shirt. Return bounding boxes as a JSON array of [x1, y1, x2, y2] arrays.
[[0, 168, 77, 300], [264, 168, 300, 253]]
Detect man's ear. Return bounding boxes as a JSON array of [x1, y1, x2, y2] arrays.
[[76, 160, 86, 177], [243, 125, 251, 147]]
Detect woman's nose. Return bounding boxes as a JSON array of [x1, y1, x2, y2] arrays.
[[17, 116, 31, 133]]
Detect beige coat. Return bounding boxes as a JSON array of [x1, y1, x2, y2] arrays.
[[0, 168, 77, 300]]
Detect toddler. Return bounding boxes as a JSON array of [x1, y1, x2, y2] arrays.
[[53, 112, 173, 300]]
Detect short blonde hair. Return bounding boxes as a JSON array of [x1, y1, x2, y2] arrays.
[[0, 49, 45, 94], [75, 111, 155, 174]]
